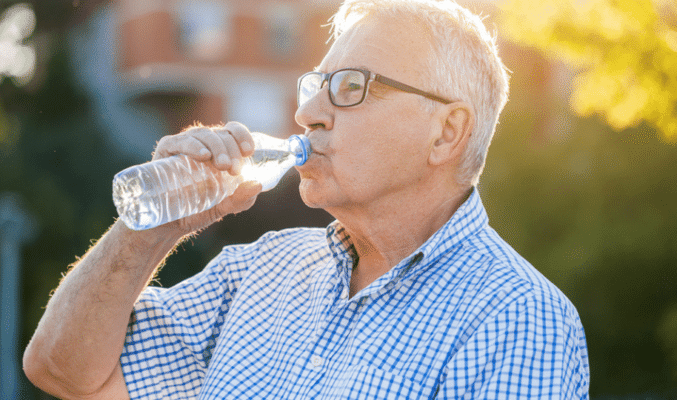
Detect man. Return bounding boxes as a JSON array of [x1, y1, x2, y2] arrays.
[[24, 0, 590, 398]]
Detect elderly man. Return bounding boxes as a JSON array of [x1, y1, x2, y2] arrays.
[[24, 0, 590, 398]]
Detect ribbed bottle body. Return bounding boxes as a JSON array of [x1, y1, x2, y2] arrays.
[[113, 133, 310, 230], [113, 155, 242, 230]]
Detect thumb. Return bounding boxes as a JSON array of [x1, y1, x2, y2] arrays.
[[173, 181, 263, 234], [218, 181, 262, 215]]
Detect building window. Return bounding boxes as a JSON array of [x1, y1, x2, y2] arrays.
[[174, 0, 232, 61], [227, 79, 286, 136], [265, 3, 300, 61]]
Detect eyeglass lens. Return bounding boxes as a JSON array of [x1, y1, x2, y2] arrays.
[[329, 70, 366, 106], [298, 73, 321, 107], [299, 70, 367, 107]]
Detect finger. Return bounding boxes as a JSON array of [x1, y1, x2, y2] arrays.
[[215, 181, 262, 216], [222, 121, 255, 157], [232, 180, 262, 202], [188, 127, 239, 171], [216, 132, 245, 175], [153, 133, 212, 162]]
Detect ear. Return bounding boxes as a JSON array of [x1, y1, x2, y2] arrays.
[[428, 101, 475, 166]]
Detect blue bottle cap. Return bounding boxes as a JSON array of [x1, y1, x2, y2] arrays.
[[289, 134, 311, 165]]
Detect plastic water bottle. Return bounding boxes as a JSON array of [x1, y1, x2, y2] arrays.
[[112, 133, 311, 230]]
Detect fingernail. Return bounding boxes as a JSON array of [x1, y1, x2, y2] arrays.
[[241, 142, 253, 153], [217, 154, 229, 165], [199, 148, 210, 157]]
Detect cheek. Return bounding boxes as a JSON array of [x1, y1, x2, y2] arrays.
[[329, 148, 392, 195], [324, 109, 430, 192]]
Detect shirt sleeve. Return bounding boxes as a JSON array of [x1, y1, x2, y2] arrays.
[[437, 291, 590, 400], [119, 235, 271, 399]]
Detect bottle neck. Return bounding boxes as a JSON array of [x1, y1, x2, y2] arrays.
[[289, 135, 311, 166]]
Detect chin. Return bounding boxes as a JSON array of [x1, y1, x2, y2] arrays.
[[298, 178, 332, 210], [298, 190, 325, 210]]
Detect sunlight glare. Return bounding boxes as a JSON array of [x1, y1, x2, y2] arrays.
[[0, 3, 36, 86]]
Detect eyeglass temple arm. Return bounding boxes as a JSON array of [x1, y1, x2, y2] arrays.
[[374, 74, 452, 105]]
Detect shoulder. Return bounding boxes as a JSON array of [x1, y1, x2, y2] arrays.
[[435, 225, 590, 389], [206, 227, 330, 278], [217, 227, 328, 261], [435, 223, 583, 330], [255, 227, 329, 250]]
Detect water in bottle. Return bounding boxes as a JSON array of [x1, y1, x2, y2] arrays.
[[112, 133, 311, 230]]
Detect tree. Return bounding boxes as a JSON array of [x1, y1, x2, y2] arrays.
[[493, 1, 677, 395], [498, 0, 677, 141]]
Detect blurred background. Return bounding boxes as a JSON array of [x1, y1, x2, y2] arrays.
[[0, 0, 675, 398]]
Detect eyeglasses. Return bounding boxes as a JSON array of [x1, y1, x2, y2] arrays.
[[297, 68, 453, 108]]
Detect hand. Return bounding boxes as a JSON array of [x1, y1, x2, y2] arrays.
[[151, 122, 263, 234]]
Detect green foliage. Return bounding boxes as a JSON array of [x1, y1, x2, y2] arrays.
[[496, 4, 677, 392], [658, 304, 677, 381], [0, 43, 134, 390], [482, 42, 677, 395], [499, 0, 677, 141]]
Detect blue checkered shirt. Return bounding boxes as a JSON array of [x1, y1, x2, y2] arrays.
[[120, 189, 590, 399]]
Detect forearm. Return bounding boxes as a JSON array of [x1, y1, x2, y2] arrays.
[[23, 220, 184, 397], [24, 124, 261, 397]]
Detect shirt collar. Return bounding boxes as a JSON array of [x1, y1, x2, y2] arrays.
[[325, 221, 358, 264], [325, 188, 489, 293], [415, 187, 488, 267]]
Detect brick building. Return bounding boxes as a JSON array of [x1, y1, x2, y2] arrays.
[[115, 0, 339, 139]]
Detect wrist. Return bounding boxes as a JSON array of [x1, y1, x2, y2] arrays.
[[112, 219, 186, 256]]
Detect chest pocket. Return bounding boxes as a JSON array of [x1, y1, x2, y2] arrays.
[[322, 364, 424, 400]]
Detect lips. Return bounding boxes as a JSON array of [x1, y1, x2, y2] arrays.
[[303, 132, 327, 157], [296, 147, 324, 174], [297, 152, 321, 169]]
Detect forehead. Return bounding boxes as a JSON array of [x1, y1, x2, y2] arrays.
[[319, 15, 432, 81]]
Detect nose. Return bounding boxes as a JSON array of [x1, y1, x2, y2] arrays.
[[295, 86, 334, 133]]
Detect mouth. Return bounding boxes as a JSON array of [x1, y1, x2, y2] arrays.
[[303, 132, 327, 157], [297, 152, 321, 169], [296, 148, 324, 175], [308, 149, 324, 158]]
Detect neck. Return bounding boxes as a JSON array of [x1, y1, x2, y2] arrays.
[[331, 181, 472, 296]]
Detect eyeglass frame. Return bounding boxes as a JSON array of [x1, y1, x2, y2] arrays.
[[297, 67, 454, 108]]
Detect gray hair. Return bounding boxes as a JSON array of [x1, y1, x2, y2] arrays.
[[330, 0, 510, 186]]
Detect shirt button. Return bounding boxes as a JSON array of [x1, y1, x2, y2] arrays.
[[341, 289, 348, 299], [311, 355, 323, 368]]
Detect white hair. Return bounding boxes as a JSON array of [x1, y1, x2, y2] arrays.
[[330, 0, 510, 186]]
